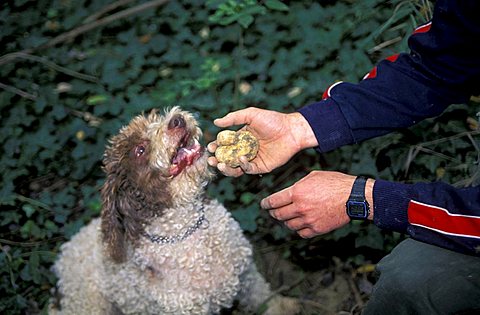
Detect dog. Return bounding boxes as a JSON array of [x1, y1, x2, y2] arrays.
[[51, 107, 297, 314]]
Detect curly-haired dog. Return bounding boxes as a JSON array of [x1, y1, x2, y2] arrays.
[[52, 107, 297, 314]]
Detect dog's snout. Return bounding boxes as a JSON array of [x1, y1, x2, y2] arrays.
[[168, 115, 186, 130]]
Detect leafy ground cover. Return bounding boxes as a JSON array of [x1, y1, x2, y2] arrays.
[[1, 0, 479, 313]]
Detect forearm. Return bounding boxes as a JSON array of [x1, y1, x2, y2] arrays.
[[287, 112, 318, 151], [298, 0, 480, 153], [373, 180, 480, 256]]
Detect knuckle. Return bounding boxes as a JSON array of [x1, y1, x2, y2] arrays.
[[303, 216, 315, 227], [272, 209, 283, 220], [298, 230, 312, 239]]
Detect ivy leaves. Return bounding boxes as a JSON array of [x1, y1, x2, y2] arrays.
[[1, 1, 477, 313], [208, 0, 288, 28]]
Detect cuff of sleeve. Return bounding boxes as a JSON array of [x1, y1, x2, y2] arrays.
[[373, 180, 414, 233], [297, 98, 354, 153]]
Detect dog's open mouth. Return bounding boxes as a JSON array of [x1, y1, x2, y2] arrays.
[[169, 133, 203, 177]]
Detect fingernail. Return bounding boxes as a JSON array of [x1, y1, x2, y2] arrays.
[[207, 158, 215, 166], [269, 210, 276, 219], [260, 198, 269, 209]]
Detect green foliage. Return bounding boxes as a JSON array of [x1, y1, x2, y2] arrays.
[[208, 0, 288, 28], [0, 0, 478, 313]]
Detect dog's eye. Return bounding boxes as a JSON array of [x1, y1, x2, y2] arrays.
[[134, 145, 146, 157]]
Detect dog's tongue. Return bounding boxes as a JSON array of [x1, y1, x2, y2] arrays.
[[170, 144, 202, 177]]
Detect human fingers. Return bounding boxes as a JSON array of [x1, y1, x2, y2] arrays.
[[207, 141, 217, 153], [213, 107, 258, 128], [260, 186, 293, 210], [217, 162, 245, 177], [297, 228, 317, 239], [207, 156, 218, 167], [268, 203, 300, 221], [283, 217, 309, 231], [238, 156, 262, 175]]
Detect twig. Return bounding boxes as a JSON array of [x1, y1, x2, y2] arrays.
[[404, 130, 480, 177], [71, 109, 103, 127], [414, 130, 480, 147], [0, 237, 64, 247], [454, 167, 480, 188], [83, 0, 137, 23], [35, 0, 170, 52], [0, 82, 37, 100], [0, 52, 98, 83], [368, 36, 402, 54], [19, 250, 58, 257], [257, 275, 305, 314], [404, 145, 418, 176], [347, 271, 364, 309], [466, 132, 480, 154], [0, 0, 170, 65], [415, 146, 461, 164], [14, 194, 53, 211], [298, 298, 331, 312]]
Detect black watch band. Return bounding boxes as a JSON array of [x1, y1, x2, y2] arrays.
[[346, 176, 370, 220]]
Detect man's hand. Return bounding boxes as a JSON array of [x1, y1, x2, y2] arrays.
[[261, 171, 375, 238], [208, 107, 317, 177]]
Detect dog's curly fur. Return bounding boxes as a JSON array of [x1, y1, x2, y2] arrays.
[[51, 107, 296, 315]]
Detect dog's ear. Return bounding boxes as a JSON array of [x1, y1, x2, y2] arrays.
[[100, 168, 147, 263], [100, 173, 128, 263]]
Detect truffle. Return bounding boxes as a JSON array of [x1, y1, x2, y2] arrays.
[[215, 130, 259, 167]]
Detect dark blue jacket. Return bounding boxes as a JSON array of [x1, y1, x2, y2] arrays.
[[298, 0, 480, 256]]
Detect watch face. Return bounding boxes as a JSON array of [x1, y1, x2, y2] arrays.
[[347, 200, 369, 219]]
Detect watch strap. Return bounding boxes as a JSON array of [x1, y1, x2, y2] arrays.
[[349, 176, 367, 201], [346, 176, 370, 220]]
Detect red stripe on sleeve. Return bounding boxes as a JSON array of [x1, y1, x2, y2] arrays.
[[363, 67, 377, 80], [321, 88, 330, 100], [362, 54, 399, 81], [385, 54, 400, 62], [322, 81, 343, 100], [408, 200, 480, 239], [413, 21, 432, 34]]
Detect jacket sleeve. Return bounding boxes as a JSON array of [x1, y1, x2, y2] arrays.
[[297, 0, 480, 256], [298, 0, 480, 153], [374, 180, 480, 256]]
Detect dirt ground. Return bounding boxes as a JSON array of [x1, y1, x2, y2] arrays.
[[252, 239, 377, 315]]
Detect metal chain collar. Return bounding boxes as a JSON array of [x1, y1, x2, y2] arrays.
[[143, 205, 208, 245]]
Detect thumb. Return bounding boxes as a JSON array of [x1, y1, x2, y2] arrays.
[[260, 186, 293, 210], [214, 108, 257, 128]]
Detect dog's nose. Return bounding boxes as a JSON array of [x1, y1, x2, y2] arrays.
[[168, 115, 186, 129]]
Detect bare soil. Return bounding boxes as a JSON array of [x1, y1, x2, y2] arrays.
[[252, 238, 378, 315]]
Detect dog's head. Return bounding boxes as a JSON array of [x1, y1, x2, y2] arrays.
[[100, 107, 212, 262]]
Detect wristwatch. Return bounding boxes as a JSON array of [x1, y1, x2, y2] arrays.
[[346, 176, 370, 220]]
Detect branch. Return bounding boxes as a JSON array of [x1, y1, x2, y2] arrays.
[[83, 0, 137, 24], [0, 52, 98, 82], [414, 146, 461, 164], [0, 237, 64, 247], [37, 0, 170, 51], [403, 130, 480, 177], [368, 36, 402, 54], [0, 82, 37, 100], [0, 0, 170, 65]]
